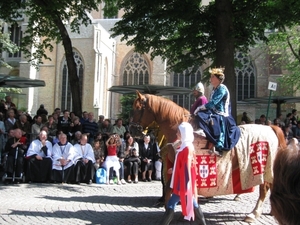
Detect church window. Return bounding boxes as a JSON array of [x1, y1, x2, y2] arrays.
[[235, 52, 256, 101], [122, 52, 149, 85], [172, 66, 202, 109], [61, 51, 84, 110]]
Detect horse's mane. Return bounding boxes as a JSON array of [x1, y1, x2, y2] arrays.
[[144, 94, 190, 126]]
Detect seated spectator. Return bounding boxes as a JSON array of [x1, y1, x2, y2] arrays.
[[4, 129, 27, 183], [255, 114, 266, 125], [73, 134, 95, 184], [241, 112, 251, 124], [4, 109, 17, 132], [82, 112, 98, 144], [97, 115, 104, 128], [71, 131, 82, 145], [57, 110, 71, 138], [0, 114, 6, 152], [70, 116, 82, 141], [290, 109, 298, 128], [113, 118, 126, 138], [293, 121, 300, 141], [103, 134, 121, 185], [40, 126, 54, 143], [53, 130, 63, 145], [52, 133, 75, 183], [276, 114, 285, 128], [93, 138, 105, 170], [44, 115, 57, 139], [31, 115, 44, 141], [139, 135, 155, 182], [26, 130, 52, 183], [14, 114, 31, 138], [284, 113, 292, 127], [270, 145, 300, 225], [99, 119, 114, 136], [123, 134, 140, 184], [80, 111, 89, 124], [283, 124, 294, 143]]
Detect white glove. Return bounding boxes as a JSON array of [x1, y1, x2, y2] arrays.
[[194, 105, 206, 115]]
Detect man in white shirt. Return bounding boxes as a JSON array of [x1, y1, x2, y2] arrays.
[[73, 134, 95, 184], [26, 130, 52, 182]]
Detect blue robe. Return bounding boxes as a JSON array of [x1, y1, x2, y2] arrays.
[[196, 84, 240, 150]]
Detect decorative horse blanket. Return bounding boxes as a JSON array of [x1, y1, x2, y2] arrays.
[[194, 124, 278, 197]]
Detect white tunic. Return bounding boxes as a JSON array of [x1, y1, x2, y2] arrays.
[[73, 143, 96, 164], [26, 139, 52, 158], [52, 142, 75, 170]]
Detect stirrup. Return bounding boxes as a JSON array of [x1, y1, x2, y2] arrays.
[[208, 147, 223, 157], [193, 129, 206, 137]]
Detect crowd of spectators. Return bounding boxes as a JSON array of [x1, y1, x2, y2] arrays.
[[0, 97, 162, 185], [241, 108, 300, 144]]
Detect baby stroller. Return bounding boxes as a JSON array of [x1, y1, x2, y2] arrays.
[[2, 137, 27, 184]]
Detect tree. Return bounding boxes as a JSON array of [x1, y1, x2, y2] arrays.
[[118, 94, 136, 122], [0, 21, 19, 69], [0, 0, 101, 116], [267, 25, 300, 94], [104, 0, 299, 118]]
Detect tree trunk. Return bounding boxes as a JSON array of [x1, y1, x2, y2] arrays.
[[54, 18, 82, 116], [215, 0, 236, 120]]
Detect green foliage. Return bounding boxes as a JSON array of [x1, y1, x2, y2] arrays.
[[0, 21, 19, 68], [104, 0, 287, 73], [118, 94, 136, 122], [0, 0, 101, 68], [267, 26, 300, 95]]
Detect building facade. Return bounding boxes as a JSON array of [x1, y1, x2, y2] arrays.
[[0, 5, 293, 123]]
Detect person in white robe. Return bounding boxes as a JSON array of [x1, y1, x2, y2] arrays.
[[73, 134, 95, 184], [52, 133, 75, 183], [26, 130, 52, 182]]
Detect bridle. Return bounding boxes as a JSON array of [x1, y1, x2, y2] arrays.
[[129, 97, 147, 137]]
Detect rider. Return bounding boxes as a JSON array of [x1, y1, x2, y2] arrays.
[[190, 81, 208, 115], [194, 67, 240, 157]]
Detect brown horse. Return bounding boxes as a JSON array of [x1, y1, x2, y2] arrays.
[[130, 91, 286, 223]]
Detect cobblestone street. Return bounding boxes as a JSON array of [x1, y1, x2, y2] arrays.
[[0, 181, 278, 225]]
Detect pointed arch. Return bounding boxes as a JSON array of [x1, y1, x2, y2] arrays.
[[61, 50, 84, 110], [235, 52, 256, 101], [121, 52, 150, 85]]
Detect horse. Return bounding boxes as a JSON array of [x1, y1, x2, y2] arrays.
[[130, 91, 286, 223]]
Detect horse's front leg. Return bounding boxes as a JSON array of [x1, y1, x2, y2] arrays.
[[244, 182, 271, 223]]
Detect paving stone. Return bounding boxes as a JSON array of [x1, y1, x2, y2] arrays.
[[0, 182, 278, 225]]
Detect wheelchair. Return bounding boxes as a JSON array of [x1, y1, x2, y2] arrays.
[[1, 147, 26, 184]]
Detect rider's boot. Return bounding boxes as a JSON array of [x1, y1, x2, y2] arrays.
[[194, 206, 206, 225], [159, 208, 174, 225]]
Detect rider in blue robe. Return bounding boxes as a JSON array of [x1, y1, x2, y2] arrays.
[[194, 68, 240, 156]]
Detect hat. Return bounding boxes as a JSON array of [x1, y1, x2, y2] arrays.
[[209, 67, 225, 82], [193, 82, 204, 93]]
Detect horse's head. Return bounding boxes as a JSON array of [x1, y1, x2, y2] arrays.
[[130, 91, 155, 138]]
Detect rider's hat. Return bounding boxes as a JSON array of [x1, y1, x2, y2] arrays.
[[193, 81, 204, 94]]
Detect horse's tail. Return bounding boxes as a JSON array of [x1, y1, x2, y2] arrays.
[[270, 125, 287, 149]]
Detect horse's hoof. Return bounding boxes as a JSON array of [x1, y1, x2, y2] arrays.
[[244, 213, 256, 223]]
